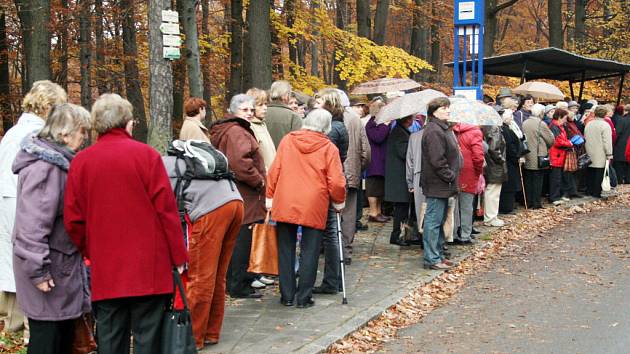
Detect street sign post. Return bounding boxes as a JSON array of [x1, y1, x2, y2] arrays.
[[453, 0, 484, 100], [161, 10, 181, 60]]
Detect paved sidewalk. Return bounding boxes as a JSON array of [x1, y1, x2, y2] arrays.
[[203, 195, 608, 354]]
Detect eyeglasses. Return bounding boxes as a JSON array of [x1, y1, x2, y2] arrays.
[[239, 108, 254, 112]]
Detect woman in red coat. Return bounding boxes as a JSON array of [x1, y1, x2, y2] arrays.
[[548, 109, 573, 205], [453, 123, 484, 243], [64, 94, 188, 354]]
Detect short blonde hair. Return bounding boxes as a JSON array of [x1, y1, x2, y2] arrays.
[[91, 93, 134, 134], [531, 103, 546, 118], [502, 97, 518, 110], [269, 80, 292, 102], [315, 88, 344, 118], [21, 80, 67, 117], [38, 103, 91, 145], [246, 88, 269, 106]]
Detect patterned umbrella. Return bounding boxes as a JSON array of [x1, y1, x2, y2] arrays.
[[375, 89, 447, 123], [448, 97, 502, 126], [351, 78, 422, 95], [512, 81, 564, 102]]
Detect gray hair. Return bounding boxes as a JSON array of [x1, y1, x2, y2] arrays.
[[228, 94, 255, 114], [38, 103, 91, 145], [555, 101, 568, 110], [91, 93, 134, 134], [530, 103, 546, 119], [269, 80, 292, 102], [302, 108, 332, 134]]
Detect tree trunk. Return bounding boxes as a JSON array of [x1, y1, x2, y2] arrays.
[[181, 0, 203, 97], [78, 0, 92, 109], [548, 0, 563, 48], [148, 0, 174, 154], [15, 0, 51, 91], [121, 0, 148, 142], [200, 0, 213, 118], [270, 0, 283, 78], [410, 0, 428, 79], [286, 0, 298, 70], [310, 0, 319, 77], [228, 0, 243, 99], [247, 0, 272, 89], [94, 0, 107, 94], [333, 0, 347, 90], [484, 0, 497, 57], [0, 9, 11, 134], [57, 0, 69, 91], [574, 0, 586, 45], [429, 2, 440, 82], [356, 0, 370, 38], [372, 0, 388, 45]]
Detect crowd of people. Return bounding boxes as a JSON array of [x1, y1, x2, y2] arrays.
[[0, 79, 628, 353]]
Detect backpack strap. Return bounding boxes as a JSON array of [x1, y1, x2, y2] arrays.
[[173, 157, 189, 246]]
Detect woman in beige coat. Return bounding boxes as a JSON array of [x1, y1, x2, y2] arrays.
[[584, 106, 613, 198], [246, 88, 276, 171], [522, 103, 554, 209], [180, 97, 210, 142]]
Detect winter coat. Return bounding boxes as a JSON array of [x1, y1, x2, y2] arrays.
[[514, 109, 531, 129], [343, 108, 371, 189], [365, 116, 389, 177], [406, 131, 423, 190], [12, 136, 90, 320], [210, 117, 267, 225], [250, 117, 277, 171], [453, 124, 484, 194], [584, 118, 613, 168], [179, 118, 210, 142], [0, 112, 45, 292], [522, 117, 555, 170], [265, 103, 303, 148], [384, 123, 411, 203], [64, 128, 188, 302], [501, 124, 523, 193], [482, 125, 508, 184], [266, 130, 346, 230], [548, 121, 573, 168], [613, 116, 630, 162], [421, 119, 461, 199], [604, 117, 617, 145], [328, 118, 349, 163]]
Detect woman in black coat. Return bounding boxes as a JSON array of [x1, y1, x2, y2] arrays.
[[499, 122, 523, 214], [384, 115, 413, 246]]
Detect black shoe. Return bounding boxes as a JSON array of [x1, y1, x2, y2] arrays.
[[392, 239, 410, 246], [356, 222, 368, 231], [408, 239, 423, 245], [313, 286, 338, 294], [280, 298, 294, 306], [453, 239, 475, 245], [343, 258, 352, 265], [471, 228, 480, 235], [443, 250, 452, 258], [569, 193, 584, 199], [297, 299, 315, 308], [231, 291, 263, 299]]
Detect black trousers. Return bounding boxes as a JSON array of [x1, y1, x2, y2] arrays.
[[613, 161, 630, 184], [27, 318, 75, 354], [549, 167, 577, 201], [276, 222, 322, 305], [321, 207, 340, 290], [586, 167, 605, 198], [499, 191, 515, 213], [524, 169, 545, 208], [227, 224, 257, 297], [390, 202, 409, 242], [93, 294, 169, 354]]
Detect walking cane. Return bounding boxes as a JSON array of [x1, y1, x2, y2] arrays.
[[335, 212, 348, 305], [519, 161, 528, 210]]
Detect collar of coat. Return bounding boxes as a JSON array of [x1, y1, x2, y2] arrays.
[[267, 102, 292, 111], [184, 117, 208, 131], [212, 115, 256, 137], [429, 118, 451, 131], [20, 134, 74, 171]]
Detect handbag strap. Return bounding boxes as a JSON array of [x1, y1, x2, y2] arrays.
[[170, 269, 190, 311]]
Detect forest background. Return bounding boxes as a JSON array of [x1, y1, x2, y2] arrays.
[[0, 0, 628, 147]]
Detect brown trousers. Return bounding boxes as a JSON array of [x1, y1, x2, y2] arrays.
[[187, 200, 244, 348]]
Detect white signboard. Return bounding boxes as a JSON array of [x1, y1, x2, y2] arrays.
[[162, 10, 179, 23], [454, 89, 478, 101], [160, 23, 180, 35], [163, 47, 181, 60], [162, 35, 181, 47], [458, 2, 475, 21]]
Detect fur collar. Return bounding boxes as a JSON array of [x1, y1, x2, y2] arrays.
[[20, 135, 73, 171]]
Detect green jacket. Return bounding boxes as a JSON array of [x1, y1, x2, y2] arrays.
[[265, 103, 303, 148]]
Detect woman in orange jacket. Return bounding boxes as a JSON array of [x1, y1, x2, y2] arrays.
[[266, 108, 346, 308]]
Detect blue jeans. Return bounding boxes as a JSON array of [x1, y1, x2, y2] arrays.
[[423, 197, 448, 266]]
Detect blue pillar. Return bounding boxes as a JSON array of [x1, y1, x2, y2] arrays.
[[453, 0, 484, 100]]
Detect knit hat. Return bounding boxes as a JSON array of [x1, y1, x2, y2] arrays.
[[568, 101, 579, 108]]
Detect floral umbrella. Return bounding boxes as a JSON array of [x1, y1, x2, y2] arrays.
[[351, 78, 422, 95], [375, 89, 447, 123], [448, 97, 502, 126]]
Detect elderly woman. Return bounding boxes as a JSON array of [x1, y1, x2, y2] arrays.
[[522, 103, 555, 209], [162, 147, 244, 350], [64, 94, 188, 354], [584, 106, 614, 198], [266, 108, 346, 308], [498, 107, 524, 214], [246, 88, 276, 171], [180, 97, 210, 142], [365, 99, 390, 222], [548, 109, 574, 205], [0, 80, 66, 334], [210, 94, 266, 299], [12, 104, 90, 354]]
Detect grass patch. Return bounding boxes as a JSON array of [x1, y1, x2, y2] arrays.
[[479, 233, 493, 241]]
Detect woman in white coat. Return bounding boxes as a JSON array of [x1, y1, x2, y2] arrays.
[[0, 80, 67, 332]]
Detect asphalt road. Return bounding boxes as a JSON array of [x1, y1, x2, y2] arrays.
[[380, 204, 630, 354]]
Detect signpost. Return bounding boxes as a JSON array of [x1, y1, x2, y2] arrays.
[[453, 0, 484, 100], [160, 10, 181, 60]]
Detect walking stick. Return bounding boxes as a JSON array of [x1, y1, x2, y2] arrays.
[[335, 212, 348, 305], [519, 161, 528, 210]]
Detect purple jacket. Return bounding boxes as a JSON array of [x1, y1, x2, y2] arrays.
[[12, 136, 90, 321], [365, 116, 389, 177]]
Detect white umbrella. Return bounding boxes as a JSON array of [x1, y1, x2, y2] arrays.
[[448, 97, 502, 126], [513, 81, 564, 102], [375, 89, 447, 123], [351, 78, 422, 95]]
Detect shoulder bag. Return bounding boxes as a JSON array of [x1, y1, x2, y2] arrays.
[[161, 270, 197, 354], [248, 211, 279, 276], [536, 121, 550, 169], [601, 160, 611, 192]]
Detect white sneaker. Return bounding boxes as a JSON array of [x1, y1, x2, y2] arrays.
[[561, 197, 570, 202], [552, 200, 565, 206], [258, 276, 275, 285], [251, 280, 266, 289], [483, 218, 505, 227]]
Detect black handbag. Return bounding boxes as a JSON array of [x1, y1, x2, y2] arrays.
[[536, 121, 550, 169], [577, 153, 592, 170], [161, 270, 197, 354], [519, 138, 530, 157]]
